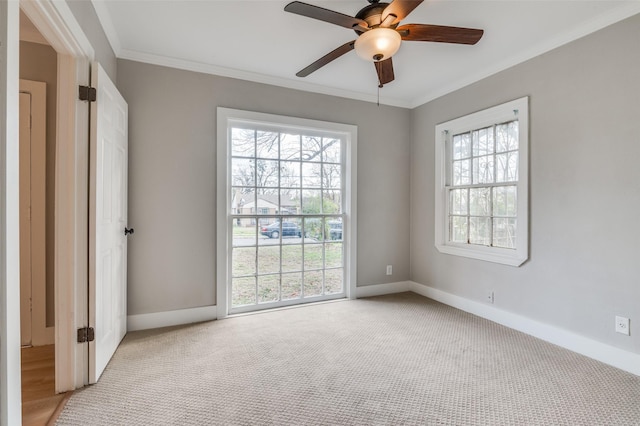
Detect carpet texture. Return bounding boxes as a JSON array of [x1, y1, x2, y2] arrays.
[[56, 292, 640, 425]]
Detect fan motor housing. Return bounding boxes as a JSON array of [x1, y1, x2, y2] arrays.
[[354, 2, 398, 34]]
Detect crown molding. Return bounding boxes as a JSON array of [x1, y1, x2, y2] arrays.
[[93, 2, 640, 110], [408, 2, 640, 108], [118, 49, 411, 108]]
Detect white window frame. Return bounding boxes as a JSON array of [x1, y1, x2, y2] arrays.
[[434, 97, 529, 266], [216, 108, 358, 318]]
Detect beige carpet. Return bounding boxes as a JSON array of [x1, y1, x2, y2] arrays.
[[56, 292, 640, 425]]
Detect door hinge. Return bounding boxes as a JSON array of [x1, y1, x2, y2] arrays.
[[79, 85, 97, 102], [77, 327, 95, 343]]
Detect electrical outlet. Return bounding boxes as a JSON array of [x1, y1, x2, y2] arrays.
[[486, 291, 494, 304], [615, 316, 630, 335], [386, 265, 392, 275]]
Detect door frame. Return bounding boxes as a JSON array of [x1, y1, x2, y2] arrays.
[[0, 2, 22, 423], [20, 0, 96, 394], [2, 0, 96, 421], [20, 0, 95, 392]]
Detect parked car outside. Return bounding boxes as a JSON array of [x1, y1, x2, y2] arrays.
[[260, 221, 302, 239], [327, 220, 342, 240]]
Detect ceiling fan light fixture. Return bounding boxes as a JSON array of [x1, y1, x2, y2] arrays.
[[354, 27, 401, 62]]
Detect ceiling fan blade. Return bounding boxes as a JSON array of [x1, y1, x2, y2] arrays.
[[285, 1, 368, 30], [381, 0, 424, 27], [398, 24, 484, 45], [296, 41, 356, 77], [374, 57, 395, 86]]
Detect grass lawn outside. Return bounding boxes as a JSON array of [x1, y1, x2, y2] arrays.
[[231, 237, 344, 307]]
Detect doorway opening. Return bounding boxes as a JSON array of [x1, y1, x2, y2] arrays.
[[19, 10, 61, 423], [4, 1, 95, 422]]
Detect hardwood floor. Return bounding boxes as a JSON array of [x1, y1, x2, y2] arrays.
[[21, 345, 71, 426]]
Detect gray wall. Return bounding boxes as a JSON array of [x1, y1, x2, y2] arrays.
[[116, 59, 411, 315], [19, 41, 56, 327], [410, 14, 640, 354], [66, 0, 116, 82]]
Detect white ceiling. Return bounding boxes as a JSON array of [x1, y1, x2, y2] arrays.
[[92, 1, 640, 108]]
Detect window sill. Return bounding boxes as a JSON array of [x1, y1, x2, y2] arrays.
[[435, 243, 527, 267]]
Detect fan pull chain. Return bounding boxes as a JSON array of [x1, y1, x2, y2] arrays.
[[377, 84, 381, 107]]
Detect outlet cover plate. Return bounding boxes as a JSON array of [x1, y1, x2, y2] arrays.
[[615, 316, 630, 335]]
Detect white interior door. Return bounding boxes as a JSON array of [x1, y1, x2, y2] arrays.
[[89, 63, 128, 383]]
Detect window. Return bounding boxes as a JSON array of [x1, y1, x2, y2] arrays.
[[217, 108, 357, 317], [435, 97, 528, 266]]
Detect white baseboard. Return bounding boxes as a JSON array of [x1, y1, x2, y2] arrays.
[[126, 282, 640, 377], [127, 305, 217, 332], [128, 282, 411, 331], [356, 281, 411, 298], [408, 281, 640, 377]]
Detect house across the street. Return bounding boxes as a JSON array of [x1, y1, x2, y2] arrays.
[[232, 192, 299, 226]]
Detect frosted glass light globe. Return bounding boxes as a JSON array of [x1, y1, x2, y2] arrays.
[[354, 28, 402, 62]]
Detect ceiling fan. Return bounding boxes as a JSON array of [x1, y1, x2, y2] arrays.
[[284, 0, 484, 87]]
